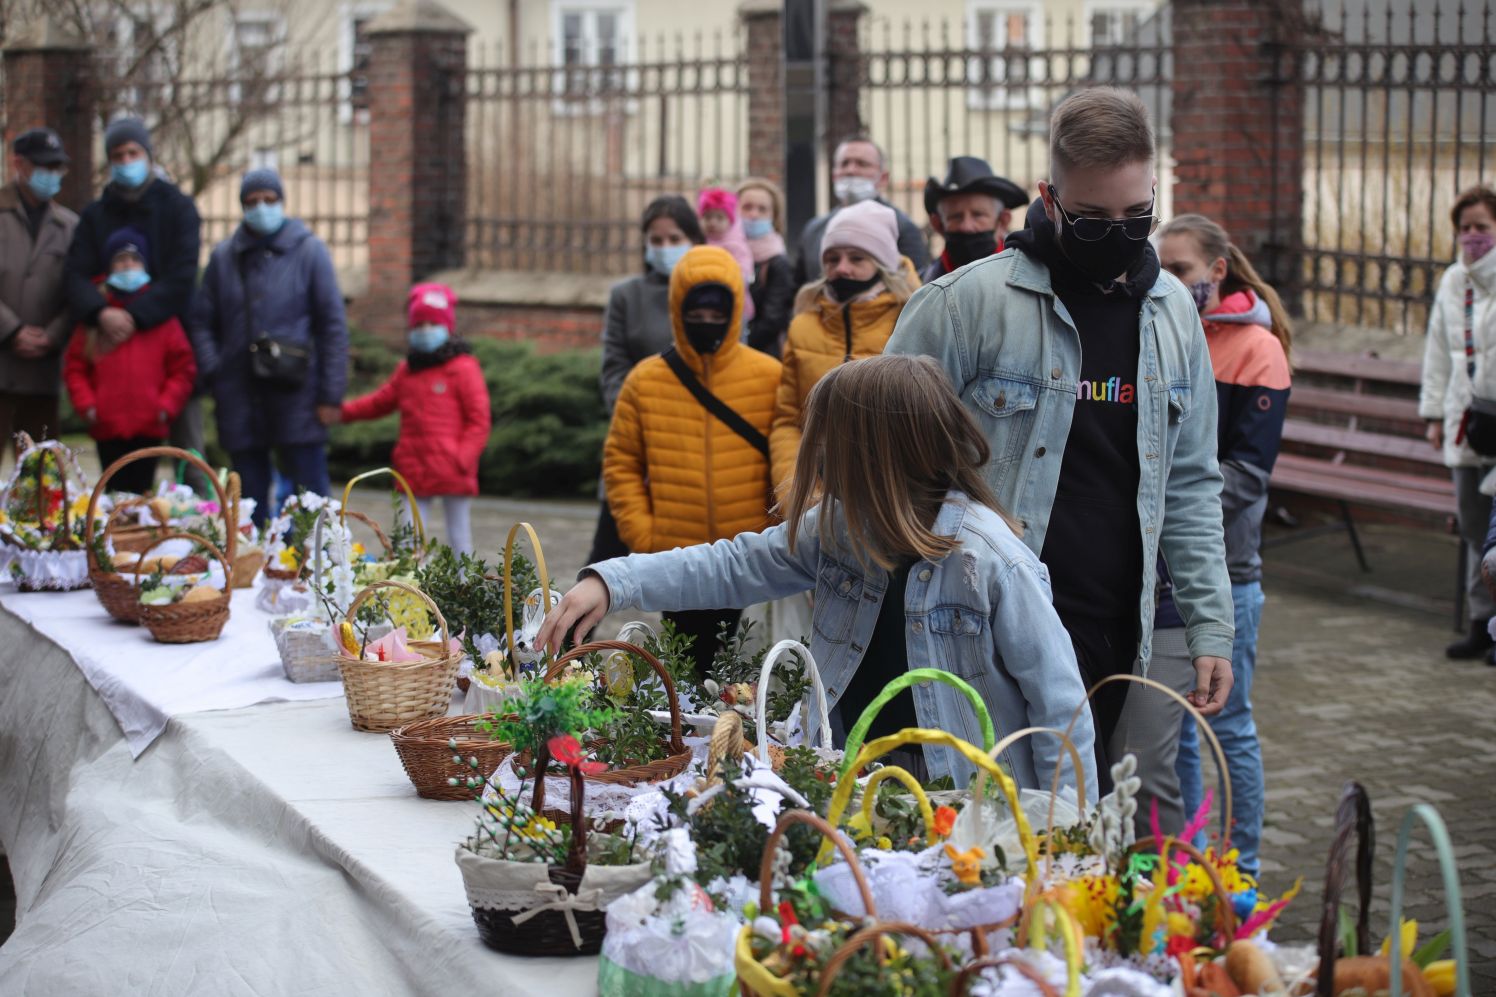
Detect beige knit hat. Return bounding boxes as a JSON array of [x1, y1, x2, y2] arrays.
[[821, 199, 900, 272]]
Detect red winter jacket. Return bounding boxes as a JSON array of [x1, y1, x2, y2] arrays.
[[340, 350, 491, 496], [63, 289, 197, 442]]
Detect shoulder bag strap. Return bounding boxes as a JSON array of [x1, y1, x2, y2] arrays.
[[659, 346, 769, 459]]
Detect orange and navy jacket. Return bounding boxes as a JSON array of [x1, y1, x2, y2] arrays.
[[1158, 289, 1290, 623]]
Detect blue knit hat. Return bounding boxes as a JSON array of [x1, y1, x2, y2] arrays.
[[104, 117, 152, 157], [240, 168, 284, 203], [103, 227, 151, 270]]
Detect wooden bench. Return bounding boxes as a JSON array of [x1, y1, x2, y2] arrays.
[[1266, 349, 1462, 625]]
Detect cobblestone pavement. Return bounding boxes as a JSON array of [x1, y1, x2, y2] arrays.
[[449, 496, 1496, 985]]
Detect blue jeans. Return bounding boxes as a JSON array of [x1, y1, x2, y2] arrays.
[[232, 445, 331, 528], [1176, 580, 1266, 878]]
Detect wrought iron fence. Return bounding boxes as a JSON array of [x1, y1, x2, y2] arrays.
[[464, 33, 750, 276], [848, 8, 1174, 249], [1297, 0, 1496, 334], [90, 52, 369, 273]]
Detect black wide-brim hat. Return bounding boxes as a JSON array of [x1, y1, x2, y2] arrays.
[[924, 155, 1029, 218]]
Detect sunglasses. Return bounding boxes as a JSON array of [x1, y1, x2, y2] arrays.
[[1050, 189, 1158, 243]]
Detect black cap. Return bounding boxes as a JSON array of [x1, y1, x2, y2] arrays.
[[12, 128, 68, 167], [923, 155, 1028, 219], [682, 282, 734, 315]]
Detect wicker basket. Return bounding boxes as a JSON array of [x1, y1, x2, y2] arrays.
[[85, 447, 235, 623], [134, 532, 234, 643], [337, 579, 461, 732], [390, 714, 514, 800], [341, 467, 426, 576], [509, 639, 691, 824], [0, 437, 93, 592]]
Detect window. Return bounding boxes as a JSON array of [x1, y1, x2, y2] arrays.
[[553, 3, 632, 103], [338, 2, 392, 120], [966, 1, 1043, 111], [101, 9, 173, 113], [231, 12, 285, 106], [1086, 2, 1152, 47]]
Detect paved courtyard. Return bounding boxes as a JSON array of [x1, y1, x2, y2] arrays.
[[4, 491, 1493, 985]]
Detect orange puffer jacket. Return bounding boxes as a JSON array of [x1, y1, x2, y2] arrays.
[[768, 258, 919, 495], [604, 246, 782, 553]]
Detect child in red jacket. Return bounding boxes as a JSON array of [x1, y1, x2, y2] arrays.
[[63, 227, 197, 494], [332, 283, 490, 555]]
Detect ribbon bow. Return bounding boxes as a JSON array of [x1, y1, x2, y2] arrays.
[[510, 881, 604, 949]]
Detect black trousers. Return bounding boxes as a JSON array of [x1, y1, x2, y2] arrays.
[[1059, 611, 1139, 796], [587, 500, 630, 566], [663, 608, 743, 678], [95, 437, 162, 494]]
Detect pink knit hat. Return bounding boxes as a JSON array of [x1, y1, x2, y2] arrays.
[[697, 187, 737, 222], [821, 200, 900, 272], [407, 282, 457, 332]]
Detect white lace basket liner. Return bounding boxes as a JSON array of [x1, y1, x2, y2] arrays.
[[0, 438, 94, 592], [487, 736, 711, 822], [269, 508, 374, 683], [453, 847, 651, 949]]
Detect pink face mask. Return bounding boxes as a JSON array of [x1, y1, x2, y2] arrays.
[[1461, 231, 1495, 263]]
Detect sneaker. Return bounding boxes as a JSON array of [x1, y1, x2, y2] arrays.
[[1446, 619, 1494, 659]]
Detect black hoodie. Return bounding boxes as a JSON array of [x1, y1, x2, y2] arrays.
[[1006, 198, 1159, 626]]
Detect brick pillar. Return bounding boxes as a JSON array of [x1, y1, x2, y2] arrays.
[[358, 0, 472, 342], [2, 19, 94, 214], [1171, 0, 1304, 311], [740, 1, 784, 187], [824, 0, 866, 168]]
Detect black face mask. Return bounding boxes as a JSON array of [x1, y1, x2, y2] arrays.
[[944, 229, 999, 268], [684, 319, 731, 355], [1052, 204, 1152, 286], [828, 273, 881, 302]]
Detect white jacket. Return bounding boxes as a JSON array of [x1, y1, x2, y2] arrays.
[[1420, 247, 1496, 469]]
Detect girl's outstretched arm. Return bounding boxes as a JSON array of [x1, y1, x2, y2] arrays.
[[539, 516, 820, 652]]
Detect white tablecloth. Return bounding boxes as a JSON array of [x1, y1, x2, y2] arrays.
[[0, 583, 344, 756], [0, 598, 601, 994]]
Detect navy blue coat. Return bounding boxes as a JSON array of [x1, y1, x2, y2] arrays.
[[189, 219, 349, 451], [65, 177, 202, 329]]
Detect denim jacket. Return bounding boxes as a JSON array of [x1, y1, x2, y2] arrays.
[[885, 250, 1235, 670], [589, 493, 1098, 798]]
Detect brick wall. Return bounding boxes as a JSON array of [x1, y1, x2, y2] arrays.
[[457, 303, 603, 355], [358, 8, 470, 342], [743, 4, 784, 187], [824, 2, 865, 169], [2, 29, 94, 215], [1171, 0, 1304, 307]]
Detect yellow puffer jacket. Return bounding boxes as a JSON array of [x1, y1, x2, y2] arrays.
[[768, 258, 920, 494], [604, 246, 783, 553]]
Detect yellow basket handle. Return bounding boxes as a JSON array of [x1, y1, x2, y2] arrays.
[[502, 521, 552, 675], [340, 467, 424, 549], [820, 728, 1038, 883], [857, 764, 935, 840]]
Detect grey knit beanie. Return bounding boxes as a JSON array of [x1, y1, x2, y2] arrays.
[[240, 168, 285, 203], [104, 117, 152, 157]]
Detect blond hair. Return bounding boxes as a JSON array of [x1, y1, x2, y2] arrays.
[[1049, 87, 1155, 178], [783, 354, 1020, 570], [1159, 213, 1294, 367], [792, 262, 917, 316], [736, 176, 785, 234]]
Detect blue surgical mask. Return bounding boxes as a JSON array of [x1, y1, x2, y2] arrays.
[[408, 324, 449, 353], [110, 159, 150, 189], [106, 269, 150, 294], [645, 243, 690, 277], [244, 202, 285, 236], [26, 168, 62, 201], [742, 217, 773, 240]]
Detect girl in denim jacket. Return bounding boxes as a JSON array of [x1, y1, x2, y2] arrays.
[[539, 354, 1096, 796]]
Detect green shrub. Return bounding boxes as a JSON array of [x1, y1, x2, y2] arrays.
[[326, 329, 607, 499]]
